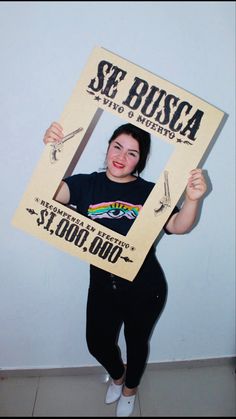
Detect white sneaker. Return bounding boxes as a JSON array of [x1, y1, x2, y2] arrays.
[[116, 394, 136, 417], [105, 381, 123, 404]]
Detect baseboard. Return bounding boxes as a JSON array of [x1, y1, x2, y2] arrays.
[[0, 356, 235, 378], [145, 356, 236, 370]]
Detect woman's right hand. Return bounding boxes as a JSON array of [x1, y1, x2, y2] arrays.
[[43, 122, 64, 145]]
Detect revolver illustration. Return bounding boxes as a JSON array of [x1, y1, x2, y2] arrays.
[[50, 127, 83, 164], [154, 170, 171, 215]]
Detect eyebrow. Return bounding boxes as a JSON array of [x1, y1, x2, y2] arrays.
[[114, 141, 140, 154]]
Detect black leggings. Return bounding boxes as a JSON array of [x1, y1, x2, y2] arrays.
[[86, 283, 167, 389]]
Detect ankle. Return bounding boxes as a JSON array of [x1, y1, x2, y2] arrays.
[[113, 377, 124, 386], [122, 385, 137, 396], [113, 370, 126, 386]]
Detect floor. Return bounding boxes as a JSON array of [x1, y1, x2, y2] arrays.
[[0, 361, 235, 417]]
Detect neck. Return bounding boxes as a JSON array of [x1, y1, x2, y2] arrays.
[[105, 170, 138, 183]]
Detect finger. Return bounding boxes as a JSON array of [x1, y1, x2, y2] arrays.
[[189, 175, 205, 185], [51, 121, 63, 130], [49, 122, 64, 137], [190, 168, 202, 175], [44, 132, 60, 144], [50, 122, 64, 135], [189, 170, 205, 183], [44, 122, 64, 144], [188, 179, 207, 194]]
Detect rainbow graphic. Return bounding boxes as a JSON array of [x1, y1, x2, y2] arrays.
[[88, 201, 142, 220]]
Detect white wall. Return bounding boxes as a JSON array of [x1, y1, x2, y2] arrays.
[[0, 1, 235, 370]]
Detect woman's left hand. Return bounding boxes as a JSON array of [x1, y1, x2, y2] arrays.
[[186, 169, 207, 201]]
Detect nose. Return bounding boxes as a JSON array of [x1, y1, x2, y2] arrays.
[[117, 149, 127, 161]]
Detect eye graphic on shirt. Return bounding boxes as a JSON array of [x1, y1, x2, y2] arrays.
[[107, 208, 127, 218], [88, 201, 142, 220]]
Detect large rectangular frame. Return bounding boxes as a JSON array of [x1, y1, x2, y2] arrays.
[[12, 47, 224, 281]]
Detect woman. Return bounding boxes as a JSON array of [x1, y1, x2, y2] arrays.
[[44, 122, 207, 417]]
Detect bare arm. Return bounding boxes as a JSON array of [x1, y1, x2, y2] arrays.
[[166, 169, 207, 234], [54, 181, 70, 204], [44, 122, 70, 204]]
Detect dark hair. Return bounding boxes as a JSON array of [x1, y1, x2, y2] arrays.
[[108, 123, 151, 175]]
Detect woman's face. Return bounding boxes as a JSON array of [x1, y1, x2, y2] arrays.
[[106, 134, 140, 183]]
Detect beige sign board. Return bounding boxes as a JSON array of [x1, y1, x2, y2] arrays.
[[12, 46, 224, 281]]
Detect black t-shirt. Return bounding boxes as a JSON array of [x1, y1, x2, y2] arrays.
[[64, 171, 178, 291], [64, 171, 156, 235]]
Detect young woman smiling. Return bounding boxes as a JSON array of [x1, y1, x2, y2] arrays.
[[43, 122, 207, 416]]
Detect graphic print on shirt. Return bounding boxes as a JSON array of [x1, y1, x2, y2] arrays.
[[88, 201, 142, 220]]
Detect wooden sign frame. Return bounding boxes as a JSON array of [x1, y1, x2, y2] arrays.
[[12, 46, 224, 281]]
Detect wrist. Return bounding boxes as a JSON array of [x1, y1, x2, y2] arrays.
[[184, 194, 200, 205]]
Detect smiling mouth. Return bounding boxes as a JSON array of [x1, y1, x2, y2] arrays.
[[113, 161, 125, 169]]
